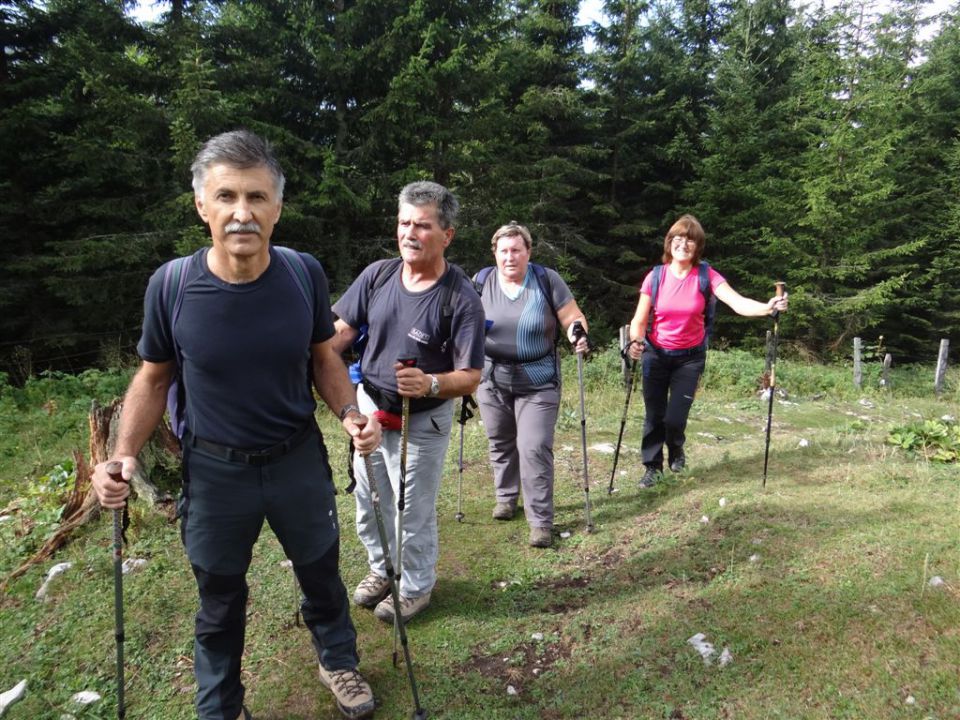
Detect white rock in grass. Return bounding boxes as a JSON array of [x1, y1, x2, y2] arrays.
[[122, 558, 147, 574], [531, 632, 544, 641], [560, 531, 572, 539], [718, 647, 733, 666], [928, 576, 945, 587], [687, 633, 716, 664], [718, 497, 727, 507], [0, 680, 27, 715], [506, 685, 518, 696], [71, 691, 101, 705], [798, 439, 809, 448], [749, 554, 760, 563], [941, 415, 955, 422], [904, 695, 916, 705], [590, 443, 615, 454], [279, 559, 293, 569], [700, 515, 709, 524], [36, 562, 72, 601]]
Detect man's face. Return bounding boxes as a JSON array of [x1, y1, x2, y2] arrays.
[[194, 163, 282, 260], [396, 202, 453, 269]]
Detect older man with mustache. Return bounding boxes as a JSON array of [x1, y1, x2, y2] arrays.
[[91, 130, 381, 720], [331, 181, 485, 623]]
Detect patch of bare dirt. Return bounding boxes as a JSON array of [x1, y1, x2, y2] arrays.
[[459, 632, 572, 696]]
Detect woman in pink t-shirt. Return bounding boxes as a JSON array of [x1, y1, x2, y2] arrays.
[[626, 215, 789, 488]]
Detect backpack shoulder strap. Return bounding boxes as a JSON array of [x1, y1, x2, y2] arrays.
[[650, 264, 666, 310], [474, 266, 495, 296], [161, 256, 192, 335], [273, 246, 315, 314], [529, 263, 557, 317], [698, 261, 711, 299], [370, 257, 404, 298]]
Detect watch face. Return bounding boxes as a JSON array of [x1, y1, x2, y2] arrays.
[[431, 376, 440, 396]]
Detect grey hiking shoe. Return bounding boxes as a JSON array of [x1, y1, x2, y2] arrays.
[[492, 501, 517, 520], [529, 527, 553, 548], [640, 466, 661, 488], [318, 664, 375, 719], [353, 572, 390, 608], [669, 452, 686, 473], [373, 591, 431, 623]]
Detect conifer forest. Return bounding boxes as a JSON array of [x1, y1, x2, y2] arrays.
[[2, 0, 959, 377]]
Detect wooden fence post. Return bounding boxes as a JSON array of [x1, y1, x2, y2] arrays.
[[881, 353, 892, 389], [934, 339, 949, 397], [853, 337, 862, 389]]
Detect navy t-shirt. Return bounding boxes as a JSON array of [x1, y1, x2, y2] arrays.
[[332, 260, 486, 399], [137, 246, 334, 449]]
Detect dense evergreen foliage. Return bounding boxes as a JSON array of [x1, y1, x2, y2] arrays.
[[2, 0, 958, 378]]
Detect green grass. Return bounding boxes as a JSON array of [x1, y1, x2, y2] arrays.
[[0, 351, 958, 719]]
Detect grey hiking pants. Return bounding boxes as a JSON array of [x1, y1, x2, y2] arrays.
[[179, 426, 358, 720], [477, 382, 560, 529], [352, 385, 454, 598]]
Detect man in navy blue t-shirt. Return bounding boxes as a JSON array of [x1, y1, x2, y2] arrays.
[[92, 131, 380, 720]]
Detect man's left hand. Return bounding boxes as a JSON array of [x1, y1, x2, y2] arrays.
[[395, 362, 428, 398]]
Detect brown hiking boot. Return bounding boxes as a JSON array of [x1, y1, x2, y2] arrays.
[[353, 572, 390, 608], [492, 502, 517, 520], [318, 664, 375, 719], [373, 591, 432, 623], [529, 527, 553, 548]]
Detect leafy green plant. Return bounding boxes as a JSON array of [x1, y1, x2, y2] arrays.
[[887, 418, 960, 463]]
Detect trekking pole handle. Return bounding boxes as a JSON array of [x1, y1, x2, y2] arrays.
[[771, 281, 787, 320], [104, 461, 128, 485]]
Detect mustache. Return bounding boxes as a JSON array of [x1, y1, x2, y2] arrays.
[[225, 221, 261, 234], [402, 240, 422, 249]]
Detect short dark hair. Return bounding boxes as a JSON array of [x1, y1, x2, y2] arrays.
[[191, 130, 285, 199], [398, 181, 459, 229]]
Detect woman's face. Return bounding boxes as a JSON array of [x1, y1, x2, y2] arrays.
[[669, 234, 696, 265], [495, 234, 530, 283]]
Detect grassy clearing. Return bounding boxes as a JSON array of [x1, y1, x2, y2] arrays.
[[0, 351, 957, 719]]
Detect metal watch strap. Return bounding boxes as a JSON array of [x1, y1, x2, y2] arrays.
[[338, 403, 360, 421]]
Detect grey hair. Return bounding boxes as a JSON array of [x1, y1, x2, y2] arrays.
[[191, 130, 286, 200], [398, 181, 459, 229], [490, 221, 532, 251]]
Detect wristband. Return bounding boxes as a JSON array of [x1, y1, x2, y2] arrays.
[[338, 403, 360, 421]]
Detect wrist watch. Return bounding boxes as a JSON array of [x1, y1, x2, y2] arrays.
[[338, 403, 360, 421], [427, 374, 440, 398]]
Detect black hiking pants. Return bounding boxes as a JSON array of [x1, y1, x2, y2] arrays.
[[640, 345, 706, 471], [178, 426, 359, 719]]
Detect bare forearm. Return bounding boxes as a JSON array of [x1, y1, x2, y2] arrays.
[[313, 353, 358, 418], [115, 363, 173, 457], [433, 368, 481, 399]]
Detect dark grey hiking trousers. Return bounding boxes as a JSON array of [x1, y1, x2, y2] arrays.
[[179, 428, 359, 720]]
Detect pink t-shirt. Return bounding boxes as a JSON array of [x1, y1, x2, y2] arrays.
[[640, 265, 726, 350]]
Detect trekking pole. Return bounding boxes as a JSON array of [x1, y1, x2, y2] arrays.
[[105, 461, 128, 719], [571, 322, 594, 533], [395, 357, 417, 666], [608, 342, 638, 494], [762, 282, 786, 488], [362, 450, 428, 720], [454, 395, 477, 522]]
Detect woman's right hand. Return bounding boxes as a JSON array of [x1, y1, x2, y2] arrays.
[[626, 339, 645, 361]]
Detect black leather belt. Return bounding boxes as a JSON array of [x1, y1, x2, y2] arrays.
[[185, 421, 316, 466]]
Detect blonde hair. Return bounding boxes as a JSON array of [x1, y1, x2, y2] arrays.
[[490, 221, 533, 251]]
